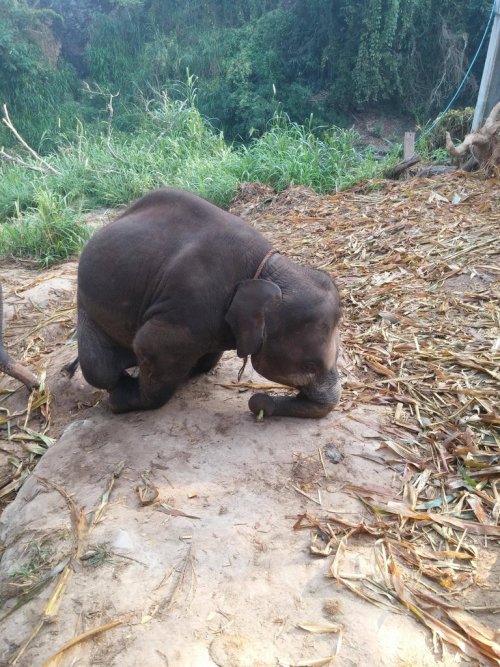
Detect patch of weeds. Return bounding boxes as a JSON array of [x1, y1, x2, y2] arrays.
[[0, 165, 36, 221], [10, 540, 55, 586], [0, 189, 91, 267], [0, 82, 403, 266], [418, 107, 474, 152], [80, 543, 113, 568], [430, 147, 452, 163]]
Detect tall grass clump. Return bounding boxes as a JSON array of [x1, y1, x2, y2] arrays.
[[45, 79, 241, 211], [238, 111, 394, 193], [0, 190, 91, 267], [0, 78, 398, 265], [0, 166, 37, 221]]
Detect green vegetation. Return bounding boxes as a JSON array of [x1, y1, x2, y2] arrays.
[[9, 538, 55, 585], [0, 1, 490, 265], [238, 112, 385, 193], [0, 0, 491, 146], [419, 107, 476, 153], [82, 543, 113, 568], [0, 84, 397, 266], [0, 190, 91, 267], [0, 0, 84, 148]]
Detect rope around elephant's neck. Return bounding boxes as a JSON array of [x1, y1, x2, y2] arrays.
[[253, 250, 279, 280], [237, 250, 280, 382]]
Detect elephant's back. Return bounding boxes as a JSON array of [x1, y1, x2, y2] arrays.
[[82, 187, 253, 263], [76, 187, 267, 339], [111, 187, 248, 238]]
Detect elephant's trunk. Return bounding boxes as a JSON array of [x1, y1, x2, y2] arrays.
[[248, 375, 341, 419]]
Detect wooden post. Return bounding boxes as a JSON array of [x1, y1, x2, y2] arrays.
[[404, 132, 416, 159], [473, 0, 500, 130]]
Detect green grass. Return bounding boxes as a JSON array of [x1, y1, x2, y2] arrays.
[[239, 112, 394, 192], [0, 86, 399, 266], [82, 543, 113, 568], [9, 539, 55, 585], [0, 189, 91, 267], [0, 166, 36, 220]]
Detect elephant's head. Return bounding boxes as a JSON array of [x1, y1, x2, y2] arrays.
[[225, 263, 341, 419]]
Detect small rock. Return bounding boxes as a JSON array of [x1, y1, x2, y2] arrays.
[[61, 419, 93, 436], [112, 529, 134, 551], [324, 445, 344, 464]]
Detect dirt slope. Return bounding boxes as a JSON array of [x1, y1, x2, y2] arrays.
[[0, 173, 499, 666]]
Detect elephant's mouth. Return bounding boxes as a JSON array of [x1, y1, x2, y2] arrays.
[[299, 369, 341, 404], [248, 371, 341, 419]]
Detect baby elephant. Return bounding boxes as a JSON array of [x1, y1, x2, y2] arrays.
[[76, 188, 342, 418]]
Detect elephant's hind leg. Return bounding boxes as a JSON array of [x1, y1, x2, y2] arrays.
[[109, 320, 200, 413], [77, 307, 137, 390], [189, 351, 222, 377]]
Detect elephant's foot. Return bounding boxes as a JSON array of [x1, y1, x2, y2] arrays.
[[109, 375, 141, 413], [248, 392, 335, 419], [109, 373, 177, 413]]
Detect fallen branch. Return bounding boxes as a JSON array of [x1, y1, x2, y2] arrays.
[[2, 104, 60, 176], [0, 148, 50, 174], [384, 155, 421, 179], [414, 165, 455, 178]]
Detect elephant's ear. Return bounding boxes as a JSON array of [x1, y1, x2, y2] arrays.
[[225, 279, 282, 358]]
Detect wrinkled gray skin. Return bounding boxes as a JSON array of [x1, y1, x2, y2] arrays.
[[0, 284, 39, 389], [75, 188, 342, 418]]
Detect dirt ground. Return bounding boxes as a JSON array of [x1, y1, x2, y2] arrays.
[[0, 174, 499, 666]]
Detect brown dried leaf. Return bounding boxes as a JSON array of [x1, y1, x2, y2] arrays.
[[446, 609, 500, 657], [297, 622, 342, 634]]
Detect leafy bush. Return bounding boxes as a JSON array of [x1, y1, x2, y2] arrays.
[[0, 0, 82, 149], [418, 107, 475, 153]]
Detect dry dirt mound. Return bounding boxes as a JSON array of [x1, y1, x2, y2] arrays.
[[0, 173, 499, 666]]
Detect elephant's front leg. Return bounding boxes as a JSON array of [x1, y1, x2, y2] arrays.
[[109, 320, 198, 414]]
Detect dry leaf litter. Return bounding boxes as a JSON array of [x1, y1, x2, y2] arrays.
[[0, 269, 77, 510], [231, 173, 500, 665]]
